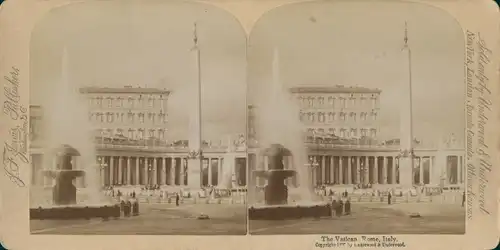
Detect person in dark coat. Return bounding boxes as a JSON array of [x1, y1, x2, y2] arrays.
[[337, 199, 344, 216], [125, 200, 132, 217], [175, 193, 180, 206], [120, 200, 125, 215], [344, 198, 351, 215], [331, 199, 338, 217], [388, 192, 392, 205], [132, 200, 139, 216]]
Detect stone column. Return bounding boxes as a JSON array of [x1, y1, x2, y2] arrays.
[[374, 157, 379, 184], [126, 157, 131, 185], [339, 157, 343, 184], [311, 158, 317, 187], [429, 156, 433, 185], [363, 156, 369, 184], [218, 157, 223, 185], [182, 157, 187, 186], [135, 157, 140, 185], [208, 158, 213, 186], [392, 157, 397, 184], [161, 158, 166, 185], [419, 157, 424, 184], [110, 156, 115, 185], [459, 156, 463, 184], [321, 156, 326, 185], [153, 157, 158, 185], [381, 156, 386, 184], [356, 156, 361, 184], [347, 156, 352, 184], [118, 157, 123, 185], [169, 157, 175, 185], [145, 158, 150, 185], [330, 156, 334, 184], [99, 157, 105, 187]]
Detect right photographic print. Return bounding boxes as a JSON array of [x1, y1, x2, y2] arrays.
[[246, 1, 466, 235]]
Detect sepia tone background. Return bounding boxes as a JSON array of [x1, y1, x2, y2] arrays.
[[0, 0, 499, 249]]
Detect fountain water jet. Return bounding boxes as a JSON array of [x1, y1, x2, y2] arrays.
[[248, 49, 330, 220], [30, 48, 123, 220]]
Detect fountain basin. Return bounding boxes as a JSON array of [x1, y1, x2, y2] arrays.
[[30, 203, 123, 220], [248, 202, 331, 220]]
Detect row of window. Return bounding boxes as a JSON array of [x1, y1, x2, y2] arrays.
[[88, 95, 165, 109], [100, 128, 166, 141], [307, 127, 377, 138], [300, 111, 377, 123], [89, 111, 167, 124], [298, 95, 379, 109]]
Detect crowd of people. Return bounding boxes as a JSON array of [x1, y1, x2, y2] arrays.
[[101, 185, 245, 205]]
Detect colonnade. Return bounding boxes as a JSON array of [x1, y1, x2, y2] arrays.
[[306, 154, 465, 186], [30, 154, 248, 188]]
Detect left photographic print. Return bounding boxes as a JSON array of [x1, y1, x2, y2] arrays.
[[29, 1, 248, 235]]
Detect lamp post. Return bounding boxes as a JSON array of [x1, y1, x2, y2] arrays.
[[98, 157, 108, 188], [358, 159, 368, 187], [148, 162, 153, 188]]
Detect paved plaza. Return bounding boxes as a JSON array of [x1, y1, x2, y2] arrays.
[[30, 203, 247, 235], [249, 203, 465, 235]]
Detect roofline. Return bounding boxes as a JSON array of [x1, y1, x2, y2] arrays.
[[79, 87, 171, 95], [289, 85, 382, 94]]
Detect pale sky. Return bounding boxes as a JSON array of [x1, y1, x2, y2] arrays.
[[30, 1, 466, 144], [248, 1, 465, 144], [30, 1, 247, 141]]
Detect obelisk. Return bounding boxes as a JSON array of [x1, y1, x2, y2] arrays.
[[187, 23, 202, 189], [398, 22, 414, 187]]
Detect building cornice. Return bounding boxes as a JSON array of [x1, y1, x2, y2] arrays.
[[289, 85, 381, 94], [79, 86, 170, 95]]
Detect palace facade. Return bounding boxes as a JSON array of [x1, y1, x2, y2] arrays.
[[29, 87, 247, 190], [247, 86, 465, 188]]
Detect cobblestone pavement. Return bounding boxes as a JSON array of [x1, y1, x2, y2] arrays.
[[31, 204, 247, 235], [249, 203, 465, 235]]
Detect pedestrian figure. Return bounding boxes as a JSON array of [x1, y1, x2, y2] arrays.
[[125, 200, 132, 217], [331, 199, 338, 217], [175, 193, 180, 206], [338, 199, 344, 216], [120, 200, 125, 214], [388, 192, 392, 205], [345, 198, 351, 215]]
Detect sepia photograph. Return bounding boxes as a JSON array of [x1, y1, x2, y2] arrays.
[[0, 0, 498, 249], [28, 1, 247, 235], [247, 1, 467, 235]]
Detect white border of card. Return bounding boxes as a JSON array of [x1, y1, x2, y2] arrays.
[[1, 0, 499, 249]]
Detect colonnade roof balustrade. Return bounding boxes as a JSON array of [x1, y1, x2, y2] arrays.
[[30, 136, 247, 154], [247, 137, 465, 155]]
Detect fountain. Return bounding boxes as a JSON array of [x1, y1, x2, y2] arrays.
[[30, 144, 121, 220], [29, 48, 124, 220], [44, 144, 85, 206], [248, 144, 331, 220], [254, 144, 295, 205], [248, 48, 330, 220]]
